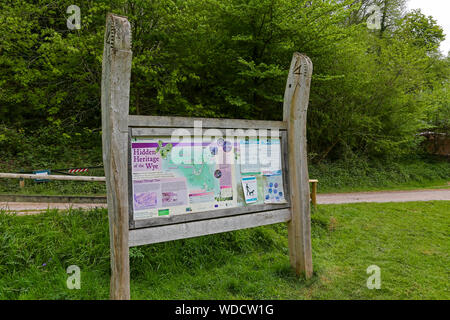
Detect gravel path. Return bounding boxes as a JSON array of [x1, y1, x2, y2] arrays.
[[317, 189, 450, 204], [0, 202, 107, 215], [0, 189, 448, 214]]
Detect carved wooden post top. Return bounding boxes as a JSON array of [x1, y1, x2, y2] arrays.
[[105, 14, 132, 52], [283, 53, 313, 121]]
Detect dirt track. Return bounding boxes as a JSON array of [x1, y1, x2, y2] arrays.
[[1, 188, 449, 214], [0, 202, 107, 215], [317, 188, 450, 204]]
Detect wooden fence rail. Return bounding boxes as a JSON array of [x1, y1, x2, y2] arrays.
[[0, 173, 106, 182]]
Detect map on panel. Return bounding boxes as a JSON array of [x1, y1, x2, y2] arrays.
[[131, 135, 286, 220]]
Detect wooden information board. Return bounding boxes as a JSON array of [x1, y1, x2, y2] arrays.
[[101, 14, 313, 300]]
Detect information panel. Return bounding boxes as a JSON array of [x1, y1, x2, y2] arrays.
[[130, 135, 286, 220], [102, 14, 313, 298]]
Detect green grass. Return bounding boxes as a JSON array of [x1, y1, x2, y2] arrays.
[[309, 157, 450, 193], [0, 180, 106, 197], [0, 169, 107, 197], [1, 201, 448, 300]]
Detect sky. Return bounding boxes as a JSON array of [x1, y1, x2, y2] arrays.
[[406, 0, 450, 55]]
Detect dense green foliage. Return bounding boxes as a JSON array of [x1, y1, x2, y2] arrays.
[[309, 155, 450, 193], [1, 201, 448, 299], [0, 0, 448, 164]]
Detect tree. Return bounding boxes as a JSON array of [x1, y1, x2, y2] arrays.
[[0, 0, 448, 162], [396, 9, 445, 53]]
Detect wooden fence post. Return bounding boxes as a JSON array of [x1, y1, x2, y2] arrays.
[[101, 13, 132, 300], [310, 179, 318, 206], [284, 53, 313, 278]]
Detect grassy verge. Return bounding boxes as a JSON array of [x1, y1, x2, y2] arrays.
[[0, 169, 107, 197], [0, 180, 106, 197], [309, 157, 450, 193], [1, 201, 448, 299]]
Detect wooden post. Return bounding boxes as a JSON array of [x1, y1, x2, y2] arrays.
[[283, 53, 313, 278], [19, 178, 25, 189], [310, 179, 318, 206], [101, 13, 132, 300]]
